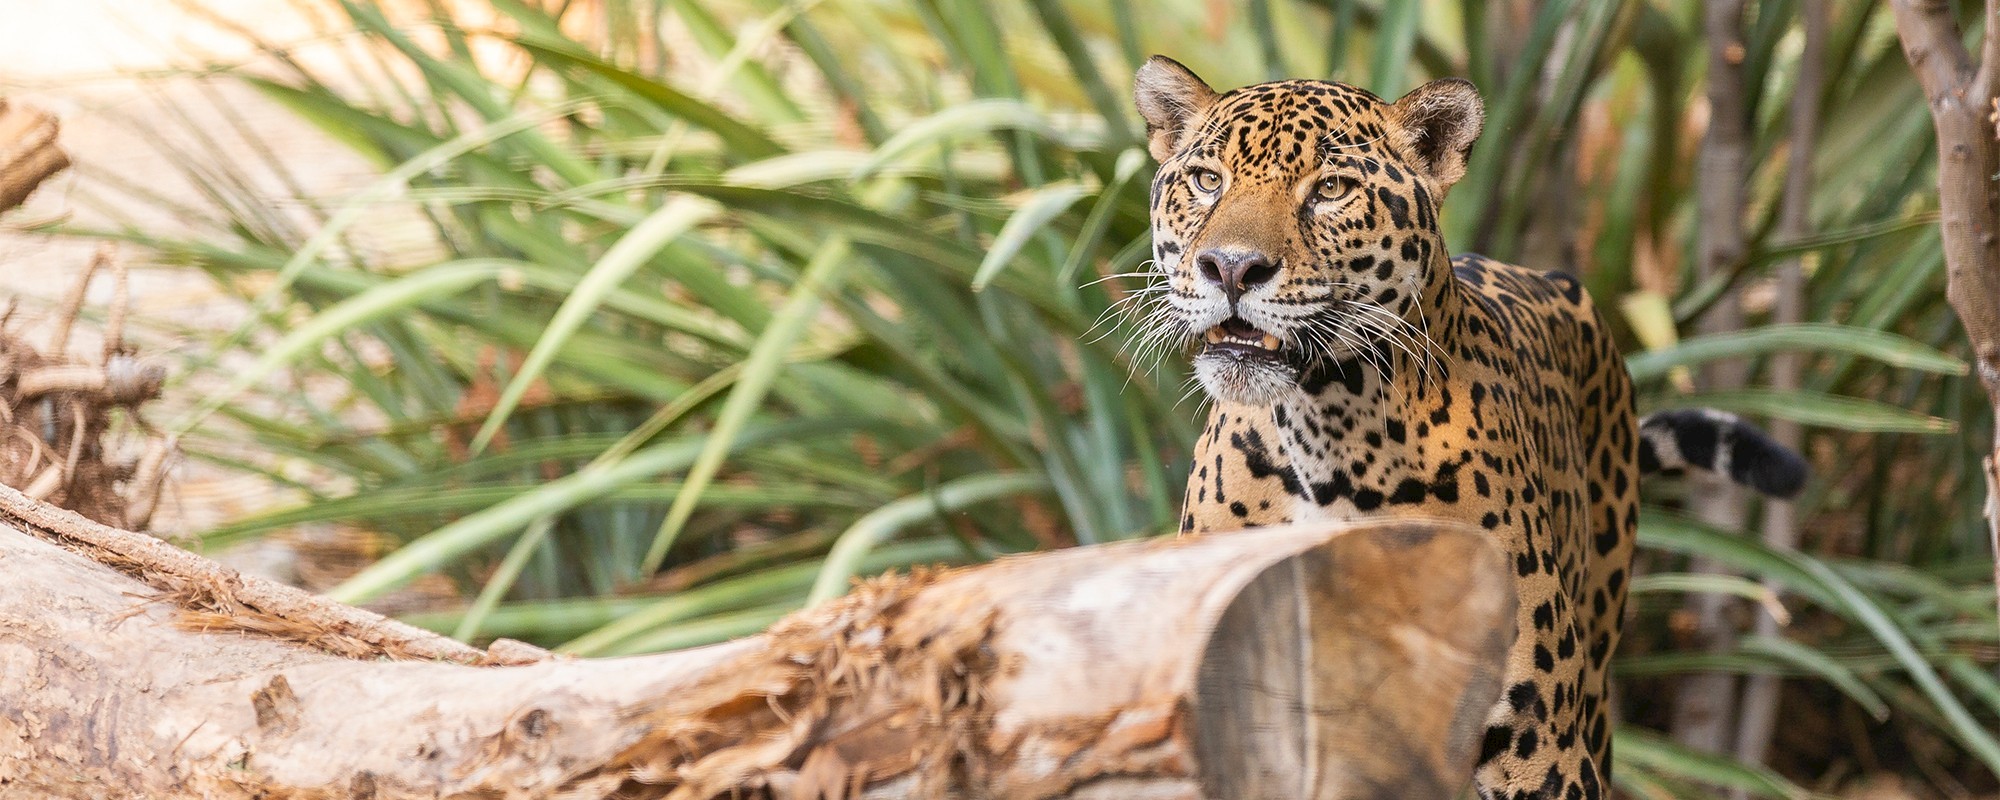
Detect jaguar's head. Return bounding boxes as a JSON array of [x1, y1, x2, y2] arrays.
[[1133, 56, 1484, 406]]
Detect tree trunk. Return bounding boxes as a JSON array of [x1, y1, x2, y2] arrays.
[[1734, 4, 1827, 788], [0, 98, 69, 213], [0, 493, 1515, 799], [1672, 0, 1753, 759]]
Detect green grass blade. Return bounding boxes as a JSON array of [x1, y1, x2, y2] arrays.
[[176, 260, 505, 432], [401, 594, 658, 642], [1614, 726, 1820, 799], [1739, 635, 1892, 721], [328, 420, 837, 603], [1630, 572, 1788, 621], [468, 196, 720, 455], [642, 236, 855, 573], [337, 2, 596, 186], [601, 606, 793, 655], [1024, 0, 1136, 144], [1641, 510, 2000, 773], [1750, 211, 1942, 264], [1248, 0, 1288, 80], [203, 480, 865, 550], [514, 38, 787, 158], [562, 536, 963, 655], [1626, 323, 1967, 380], [852, 99, 1068, 181], [452, 514, 556, 642], [1365, 0, 1421, 94], [974, 181, 1089, 292], [1793, 554, 2000, 771], [171, 92, 581, 435], [1659, 389, 1955, 434], [808, 472, 1049, 604], [724, 151, 888, 188], [559, 567, 817, 656], [1059, 148, 1148, 284], [670, 0, 809, 125], [1108, 0, 1145, 68]]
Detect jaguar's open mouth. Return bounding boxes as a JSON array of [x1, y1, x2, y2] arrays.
[[1193, 316, 1297, 405], [1202, 317, 1282, 359]]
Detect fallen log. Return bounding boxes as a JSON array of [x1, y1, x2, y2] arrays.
[[0, 504, 1514, 799]]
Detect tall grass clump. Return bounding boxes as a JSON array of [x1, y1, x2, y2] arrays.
[[35, 0, 2000, 795]]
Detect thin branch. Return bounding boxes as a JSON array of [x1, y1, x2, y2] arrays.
[[44, 248, 105, 358], [1976, 0, 2000, 101], [1890, 0, 1976, 98]]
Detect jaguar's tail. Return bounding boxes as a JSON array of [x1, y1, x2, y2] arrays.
[[1638, 409, 1808, 498]]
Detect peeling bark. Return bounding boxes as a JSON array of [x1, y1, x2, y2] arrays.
[[0, 505, 1515, 799], [0, 484, 493, 664]]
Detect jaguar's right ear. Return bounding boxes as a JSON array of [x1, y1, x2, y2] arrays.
[[1135, 56, 1218, 163]]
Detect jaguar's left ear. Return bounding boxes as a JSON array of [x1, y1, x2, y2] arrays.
[[1389, 78, 1484, 190], [1135, 56, 1218, 164]]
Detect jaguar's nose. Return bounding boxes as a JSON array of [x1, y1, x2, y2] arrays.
[[1194, 248, 1280, 307]]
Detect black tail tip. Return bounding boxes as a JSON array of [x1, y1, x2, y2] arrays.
[[1641, 409, 1810, 499], [1726, 420, 1810, 499]]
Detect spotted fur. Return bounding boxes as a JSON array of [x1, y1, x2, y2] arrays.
[[1132, 57, 1806, 799]]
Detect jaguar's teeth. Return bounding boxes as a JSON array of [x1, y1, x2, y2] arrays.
[[1205, 327, 1226, 344], [1259, 334, 1280, 351]]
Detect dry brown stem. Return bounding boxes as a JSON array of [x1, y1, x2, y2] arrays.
[[1, 258, 171, 528], [44, 245, 106, 357]]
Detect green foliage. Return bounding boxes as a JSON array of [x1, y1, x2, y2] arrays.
[[44, 0, 1997, 793]]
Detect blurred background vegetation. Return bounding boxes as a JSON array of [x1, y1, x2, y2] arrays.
[[9, 0, 2000, 796]]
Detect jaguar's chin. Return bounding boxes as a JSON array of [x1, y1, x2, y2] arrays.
[[1192, 316, 1298, 405]]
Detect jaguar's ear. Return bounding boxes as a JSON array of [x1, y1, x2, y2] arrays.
[[1135, 56, 1218, 163], [1390, 78, 1485, 190]]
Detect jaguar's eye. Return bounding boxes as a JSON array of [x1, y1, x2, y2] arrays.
[[1189, 168, 1222, 194], [1315, 176, 1356, 202]]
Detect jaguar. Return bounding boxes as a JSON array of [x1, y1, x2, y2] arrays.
[[1132, 56, 1808, 799]]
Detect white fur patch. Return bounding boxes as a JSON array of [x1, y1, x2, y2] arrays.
[[1193, 350, 1297, 405], [1639, 422, 1684, 470]]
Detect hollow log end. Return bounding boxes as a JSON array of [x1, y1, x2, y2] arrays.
[[1190, 519, 1516, 799]]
